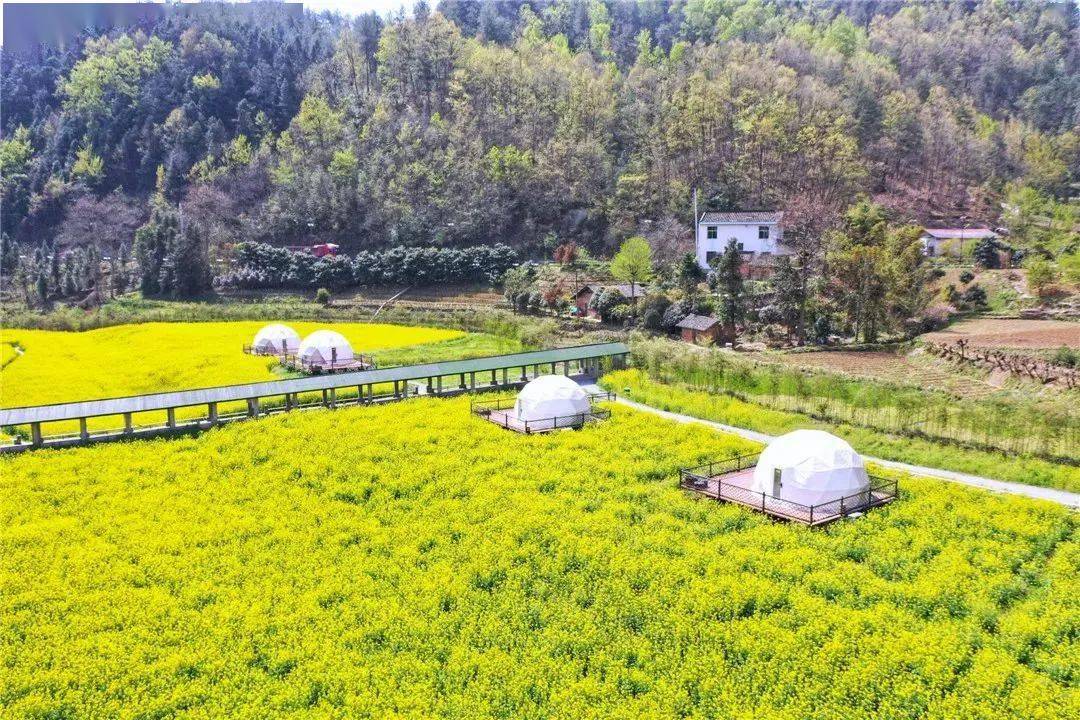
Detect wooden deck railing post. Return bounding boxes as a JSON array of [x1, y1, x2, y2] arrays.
[[208, 403, 218, 425], [436, 377, 443, 395], [247, 398, 259, 418], [502, 368, 508, 386], [79, 417, 89, 440], [427, 377, 434, 395], [123, 412, 133, 434], [328, 388, 337, 409], [31, 422, 42, 446], [167, 408, 176, 428], [470, 372, 476, 390], [520, 366, 527, 382], [490, 370, 497, 386]]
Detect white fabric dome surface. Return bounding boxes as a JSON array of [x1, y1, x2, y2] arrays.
[[749, 430, 870, 506], [252, 323, 300, 354], [514, 375, 592, 423], [298, 329, 354, 365]]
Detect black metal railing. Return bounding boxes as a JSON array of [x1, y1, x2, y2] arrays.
[[471, 391, 615, 433], [280, 353, 377, 374], [678, 455, 898, 526]]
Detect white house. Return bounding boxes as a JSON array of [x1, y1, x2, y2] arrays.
[[919, 228, 998, 257], [696, 211, 789, 270]]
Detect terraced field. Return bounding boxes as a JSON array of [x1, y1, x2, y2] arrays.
[[1, 399, 1076, 718]]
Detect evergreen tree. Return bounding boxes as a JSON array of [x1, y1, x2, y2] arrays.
[[710, 239, 745, 344], [133, 202, 178, 295]]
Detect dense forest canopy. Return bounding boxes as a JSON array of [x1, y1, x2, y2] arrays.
[[1, 0, 1077, 264]]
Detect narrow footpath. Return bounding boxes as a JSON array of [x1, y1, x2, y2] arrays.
[[582, 383, 1080, 509]]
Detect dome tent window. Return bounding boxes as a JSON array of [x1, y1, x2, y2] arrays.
[[678, 430, 898, 526], [471, 375, 614, 434]]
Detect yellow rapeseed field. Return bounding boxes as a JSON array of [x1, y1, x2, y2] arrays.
[[1, 399, 1075, 719], [0, 321, 462, 407], [0, 321, 487, 436]]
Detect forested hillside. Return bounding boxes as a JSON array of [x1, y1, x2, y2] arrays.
[[1, 0, 1077, 269]]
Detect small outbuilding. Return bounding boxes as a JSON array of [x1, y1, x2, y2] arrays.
[[676, 314, 724, 345], [749, 430, 870, 507], [250, 323, 301, 355], [297, 330, 355, 369]]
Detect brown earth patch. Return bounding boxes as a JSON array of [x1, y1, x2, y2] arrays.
[[921, 318, 1079, 349]]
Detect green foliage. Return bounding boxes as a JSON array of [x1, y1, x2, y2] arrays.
[[315, 287, 331, 305], [191, 72, 221, 90], [622, 339, 1079, 475], [603, 367, 1080, 493], [1023, 256, 1057, 298], [71, 143, 104, 185], [61, 33, 171, 118], [2, 398, 1077, 717], [609, 236, 653, 298]]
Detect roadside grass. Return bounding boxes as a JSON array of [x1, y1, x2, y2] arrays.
[[602, 369, 1080, 493]]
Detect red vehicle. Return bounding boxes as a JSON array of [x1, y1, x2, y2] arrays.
[[311, 243, 339, 258], [285, 243, 340, 257]]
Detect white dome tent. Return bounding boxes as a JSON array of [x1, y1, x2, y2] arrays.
[[514, 375, 593, 429], [297, 329, 354, 369], [251, 323, 300, 355], [749, 430, 870, 507]]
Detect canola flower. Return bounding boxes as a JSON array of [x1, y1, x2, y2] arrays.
[[0, 321, 504, 437], [0, 399, 1074, 719]]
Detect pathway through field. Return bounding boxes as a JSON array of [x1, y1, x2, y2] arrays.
[[580, 381, 1080, 509]]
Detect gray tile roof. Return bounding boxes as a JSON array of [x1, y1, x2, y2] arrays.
[[576, 283, 648, 297], [921, 228, 998, 239], [699, 211, 783, 224], [676, 314, 720, 331]]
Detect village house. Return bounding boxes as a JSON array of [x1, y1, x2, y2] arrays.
[[695, 211, 791, 276], [676, 314, 727, 345], [573, 283, 649, 318], [919, 227, 999, 257]]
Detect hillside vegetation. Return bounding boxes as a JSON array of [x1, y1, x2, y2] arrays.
[[1, 399, 1075, 718], [1, 1, 1076, 260]]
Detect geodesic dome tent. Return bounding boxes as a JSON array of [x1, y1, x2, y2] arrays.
[[514, 375, 592, 426], [252, 324, 301, 355], [749, 430, 870, 506], [297, 329, 354, 367]]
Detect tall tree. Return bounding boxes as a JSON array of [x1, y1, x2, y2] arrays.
[[609, 236, 653, 299]]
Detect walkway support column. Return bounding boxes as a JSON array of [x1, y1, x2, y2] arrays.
[[31, 422, 42, 447], [124, 412, 133, 434], [167, 407, 176, 428], [436, 376, 443, 395], [208, 403, 219, 425], [79, 417, 89, 441]]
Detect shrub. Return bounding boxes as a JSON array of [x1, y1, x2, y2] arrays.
[[959, 270, 975, 284], [1023, 257, 1057, 298], [973, 238, 999, 268], [589, 288, 629, 323], [315, 287, 331, 305], [961, 284, 986, 307], [1051, 345, 1079, 368]]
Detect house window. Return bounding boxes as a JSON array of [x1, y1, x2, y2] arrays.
[[737, 242, 744, 251], [707, 226, 717, 239], [705, 251, 718, 266], [758, 226, 770, 240]]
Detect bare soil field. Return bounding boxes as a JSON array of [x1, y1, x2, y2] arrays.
[[922, 318, 1079, 349]]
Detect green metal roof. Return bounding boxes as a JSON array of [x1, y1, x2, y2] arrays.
[[0, 343, 629, 426]]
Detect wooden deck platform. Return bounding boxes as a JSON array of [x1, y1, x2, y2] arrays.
[[680, 457, 898, 527]]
